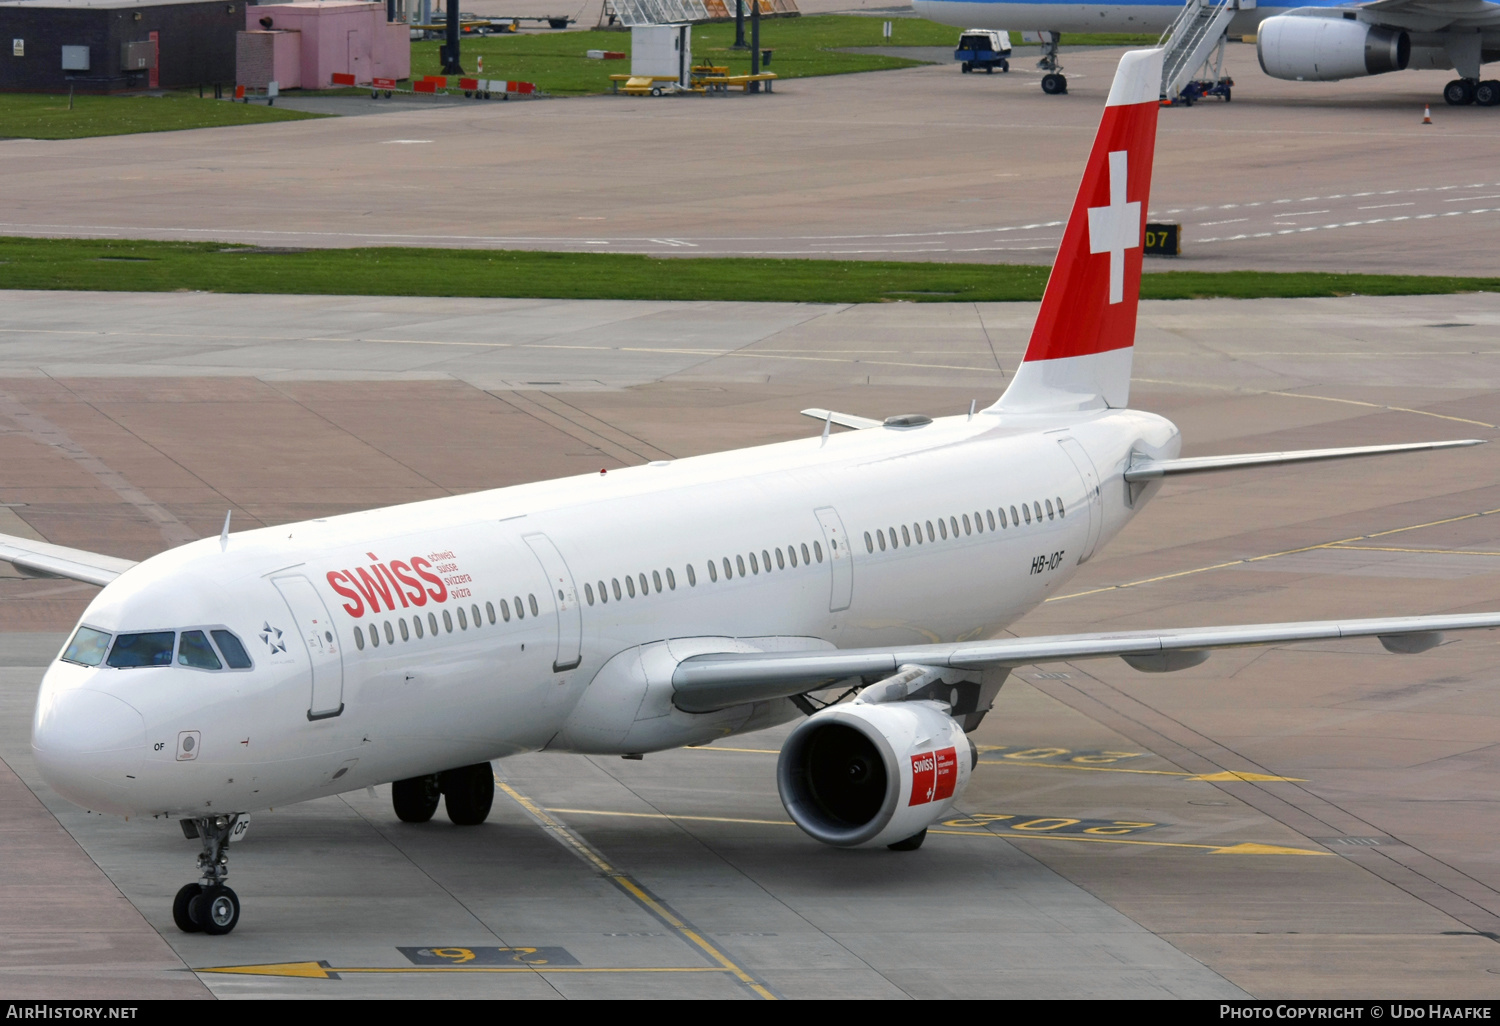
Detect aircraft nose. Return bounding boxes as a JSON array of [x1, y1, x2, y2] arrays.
[[32, 685, 147, 813]]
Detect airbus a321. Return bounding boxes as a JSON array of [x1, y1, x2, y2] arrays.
[[9, 47, 1496, 936]]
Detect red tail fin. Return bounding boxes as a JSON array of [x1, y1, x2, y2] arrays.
[[995, 48, 1163, 413]]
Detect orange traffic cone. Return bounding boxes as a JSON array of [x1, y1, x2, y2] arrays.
[[1422, 104, 1432, 124]]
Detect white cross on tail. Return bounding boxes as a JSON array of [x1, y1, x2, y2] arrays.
[[1086, 150, 1141, 305]]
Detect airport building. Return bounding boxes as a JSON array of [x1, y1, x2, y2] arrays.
[[0, 0, 241, 93]]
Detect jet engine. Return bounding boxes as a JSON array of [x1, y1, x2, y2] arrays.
[[777, 693, 974, 849], [1257, 15, 1410, 81]]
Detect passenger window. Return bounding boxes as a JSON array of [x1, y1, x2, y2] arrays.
[[1057, 496, 1065, 518], [443, 610, 454, 633], [354, 629, 365, 651], [724, 557, 733, 579], [369, 624, 380, 648], [1011, 505, 1020, 526], [107, 631, 176, 668], [414, 615, 424, 639], [913, 522, 923, 544], [938, 518, 948, 540], [901, 525, 911, 546], [585, 583, 594, 605], [515, 595, 526, 620], [529, 594, 539, 617], [597, 581, 607, 604], [486, 601, 496, 624], [626, 575, 636, 598], [789, 545, 799, 567], [612, 578, 622, 601], [750, 551, 759, 573], [762, 549, 771, 571], [963, 514, 972, 535], [736, 555, 746, 576], [776, 548, 786, 570], [865, 531, 874, 554], [814, 542, 823, 562], [998, 507, 1007, 528], [61, 626, 110, 667], [877, 531, 886, 552], [500, 599, 511, 621], [926, 521, 935, 542], [208, 630, 249, 669], [687, 564, 697, 586], [473, 603, 482, 625], [384, 621, 395, 644], [458, 607, 468, 630], [637, 573, 648, 596], [399, 619, 410, 642], [1046, 499, 1055, 519], [986, 510, 995, 531], [428, 612, 439, 634], [800, 543, 810, 564], [1033, 501, 1043, 522], [1023, 504, 1032, 524], [950, 516, 960, 537], [652, 570, 662, 593], [885, 528, 895, 549], [708, 560, 718, 582], [178, 630, 222, 670]]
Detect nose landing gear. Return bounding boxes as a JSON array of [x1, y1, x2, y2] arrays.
[[171, 814, 243, 935]]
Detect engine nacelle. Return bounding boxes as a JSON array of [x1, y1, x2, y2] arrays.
[[777, 699, 974, 848], [1257, 15, 1409, 81]]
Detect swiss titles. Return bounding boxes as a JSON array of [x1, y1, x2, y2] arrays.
[[326, 551, 454, 618]]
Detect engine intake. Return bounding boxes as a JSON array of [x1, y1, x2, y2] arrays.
[[1257, 16, 1409, 81], [777, 699, 973, 847]]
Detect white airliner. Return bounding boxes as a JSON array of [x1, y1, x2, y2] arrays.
[[9, 47, 1497, 937], [912, 0, 1500, 106]]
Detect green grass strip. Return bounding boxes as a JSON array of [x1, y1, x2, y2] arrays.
[[0, 92, 326, 140], [0, 237, 1492, 303]]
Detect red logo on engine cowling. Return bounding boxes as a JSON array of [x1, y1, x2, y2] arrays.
[[325, 552, 449, 618], [908, 746, 958, 806]]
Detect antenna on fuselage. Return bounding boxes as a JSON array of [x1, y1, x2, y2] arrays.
[[219, 510, 231, 552], [968, 400, 976, 420], [821, 411, 832, 447]]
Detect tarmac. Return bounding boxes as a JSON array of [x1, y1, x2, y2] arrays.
[[0, 47, 1496, 272], [3, 291, 1500, 997]]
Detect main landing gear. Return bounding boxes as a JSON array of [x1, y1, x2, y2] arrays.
[[1445, 78, 1500, 107], [392, 763, 495, 825], [172, 814, 242, 935]]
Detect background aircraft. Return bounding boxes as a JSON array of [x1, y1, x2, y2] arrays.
[[912, 0, 1500, 106], [6, 47, 1497, 938]]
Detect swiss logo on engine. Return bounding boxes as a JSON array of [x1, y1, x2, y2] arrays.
[[908, 746, 958, 806]]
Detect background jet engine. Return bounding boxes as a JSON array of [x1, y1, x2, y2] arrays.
[[1257, 15, 1410, 81], [776, 698, 974, 848]]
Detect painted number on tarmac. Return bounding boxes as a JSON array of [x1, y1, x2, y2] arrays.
[[399, 946, 581, 967], [979, 746, 1146, 765], [941, 813, 1160, 835]]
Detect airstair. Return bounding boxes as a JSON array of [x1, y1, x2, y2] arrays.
[[1158, 0, 1241, 101]]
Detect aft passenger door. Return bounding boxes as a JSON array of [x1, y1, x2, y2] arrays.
[[272, 574, 345, 720], [1057, 437, 1103, 564], [814, 506, 852, 612], [524, 533, 583, 673]]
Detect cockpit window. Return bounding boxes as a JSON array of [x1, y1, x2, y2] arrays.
[[107, 631, 176, 668], [61, 626, 110, 667], [211, 630, 252, 669], [177, 630, 222, 670]]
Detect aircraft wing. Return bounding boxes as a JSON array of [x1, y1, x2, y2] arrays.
[[0, 532, 136, 587], [670, 612, 1500, 712], [1125, 439, 1483, 482]]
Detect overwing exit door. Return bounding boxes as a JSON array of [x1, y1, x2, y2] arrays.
[[814, 506, 852, 612], [273, 575, 345, 720], [524, 533, 582, 672]]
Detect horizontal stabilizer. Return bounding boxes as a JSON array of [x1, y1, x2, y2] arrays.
[[671, 611, 1500, 711], [800, 408, 883, 431], [0, 533, 135, 587], [1124, 439, 1484, 482]]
